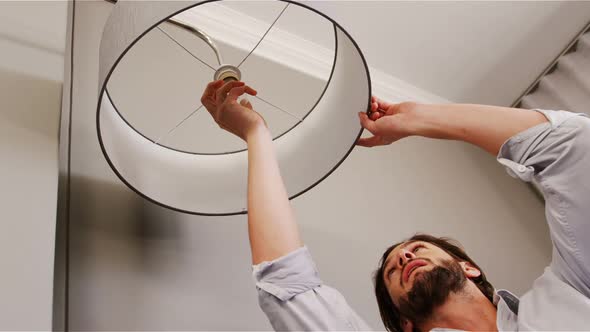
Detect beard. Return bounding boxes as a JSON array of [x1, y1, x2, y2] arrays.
[[397, 259, 466, 327]]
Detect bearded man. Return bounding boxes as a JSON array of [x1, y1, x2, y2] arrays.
[[201, 80, 590, 331]]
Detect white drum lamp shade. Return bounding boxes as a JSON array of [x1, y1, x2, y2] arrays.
[[97, 0, 371, 215]]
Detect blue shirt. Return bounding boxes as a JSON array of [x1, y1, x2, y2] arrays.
[[253, 109, 590, 331]]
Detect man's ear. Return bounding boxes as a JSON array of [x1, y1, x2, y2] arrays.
[[459, 261, 481, 279]]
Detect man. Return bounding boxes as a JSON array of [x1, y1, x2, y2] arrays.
[[201, 80, 590, 331]]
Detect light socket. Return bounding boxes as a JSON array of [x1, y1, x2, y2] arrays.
[[214, 65, 242, 82]]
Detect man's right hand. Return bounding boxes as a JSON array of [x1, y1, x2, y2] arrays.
[[200, 80, 265, 142], [356, 96, 418, 147]]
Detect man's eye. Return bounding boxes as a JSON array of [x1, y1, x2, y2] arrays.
[[413, 245, 423, 253]]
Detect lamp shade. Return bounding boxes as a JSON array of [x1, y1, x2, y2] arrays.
[[97, 0, 371, 215]]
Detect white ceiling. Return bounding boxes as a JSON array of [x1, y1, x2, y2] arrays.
[[228, 0, 590, 105]]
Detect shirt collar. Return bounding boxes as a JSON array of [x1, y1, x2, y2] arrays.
[[494, 289, 520, 315], [430, 289, 520, 332]]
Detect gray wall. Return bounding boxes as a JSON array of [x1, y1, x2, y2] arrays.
[[0, 1, 68, 330], [60, 0, 578, 330]]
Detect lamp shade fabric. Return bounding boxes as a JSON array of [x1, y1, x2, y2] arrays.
[[97, 0, 371, 215]]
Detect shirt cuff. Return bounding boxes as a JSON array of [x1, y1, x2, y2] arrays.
[[496, 109, 585, 181], [252, 246, 322, 301]]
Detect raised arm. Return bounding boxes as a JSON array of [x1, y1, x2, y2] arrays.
[[358, 99, 547, 155], [200, 80, 302, 264], [359, 98, 590, 300], [201, 81, 370, 331], [245, 121, 302, 264]]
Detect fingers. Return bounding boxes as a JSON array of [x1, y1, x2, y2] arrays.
[[227, 85, 257, 102], [358, 112, 379, 134], [202, 80, 223, 100], [356, 135, 383, 147], [239, 98, 253, 109], [371, 97, 378, 113], [373, 96, 393, 111], [369, 111, 382, 121], [244, 86, 257, 96], [215, 81, 245, 103]]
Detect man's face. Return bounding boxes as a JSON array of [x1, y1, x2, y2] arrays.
[[382, 241, 456, 306]]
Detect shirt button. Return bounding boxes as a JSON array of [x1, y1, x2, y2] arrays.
[[517, 165, 527, 173]]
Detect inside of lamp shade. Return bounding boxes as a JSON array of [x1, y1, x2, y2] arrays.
[[98, 0, 370, 215], [106, 0, 336, 155]]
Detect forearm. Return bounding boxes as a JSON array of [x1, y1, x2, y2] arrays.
[[411, 104, 548, 155], [246, 125, 302, 265]]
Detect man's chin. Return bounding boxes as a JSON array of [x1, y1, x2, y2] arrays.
[[398, 260, 467, 325], [407, 267, 431, 288], [412, 270, 425, 283]]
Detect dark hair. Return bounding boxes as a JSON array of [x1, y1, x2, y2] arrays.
[[373, 234, 495, 332]]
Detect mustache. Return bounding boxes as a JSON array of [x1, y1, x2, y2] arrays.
[[401, 257, 434, 288]]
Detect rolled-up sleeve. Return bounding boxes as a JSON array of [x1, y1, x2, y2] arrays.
[[497, 109, 590, 297], [253, 247, 371, 331]]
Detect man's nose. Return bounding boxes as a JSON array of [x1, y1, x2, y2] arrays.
[[397, 249, 415, 268]]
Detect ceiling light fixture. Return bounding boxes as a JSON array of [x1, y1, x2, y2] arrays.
[[97, 0, 371, 215]]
